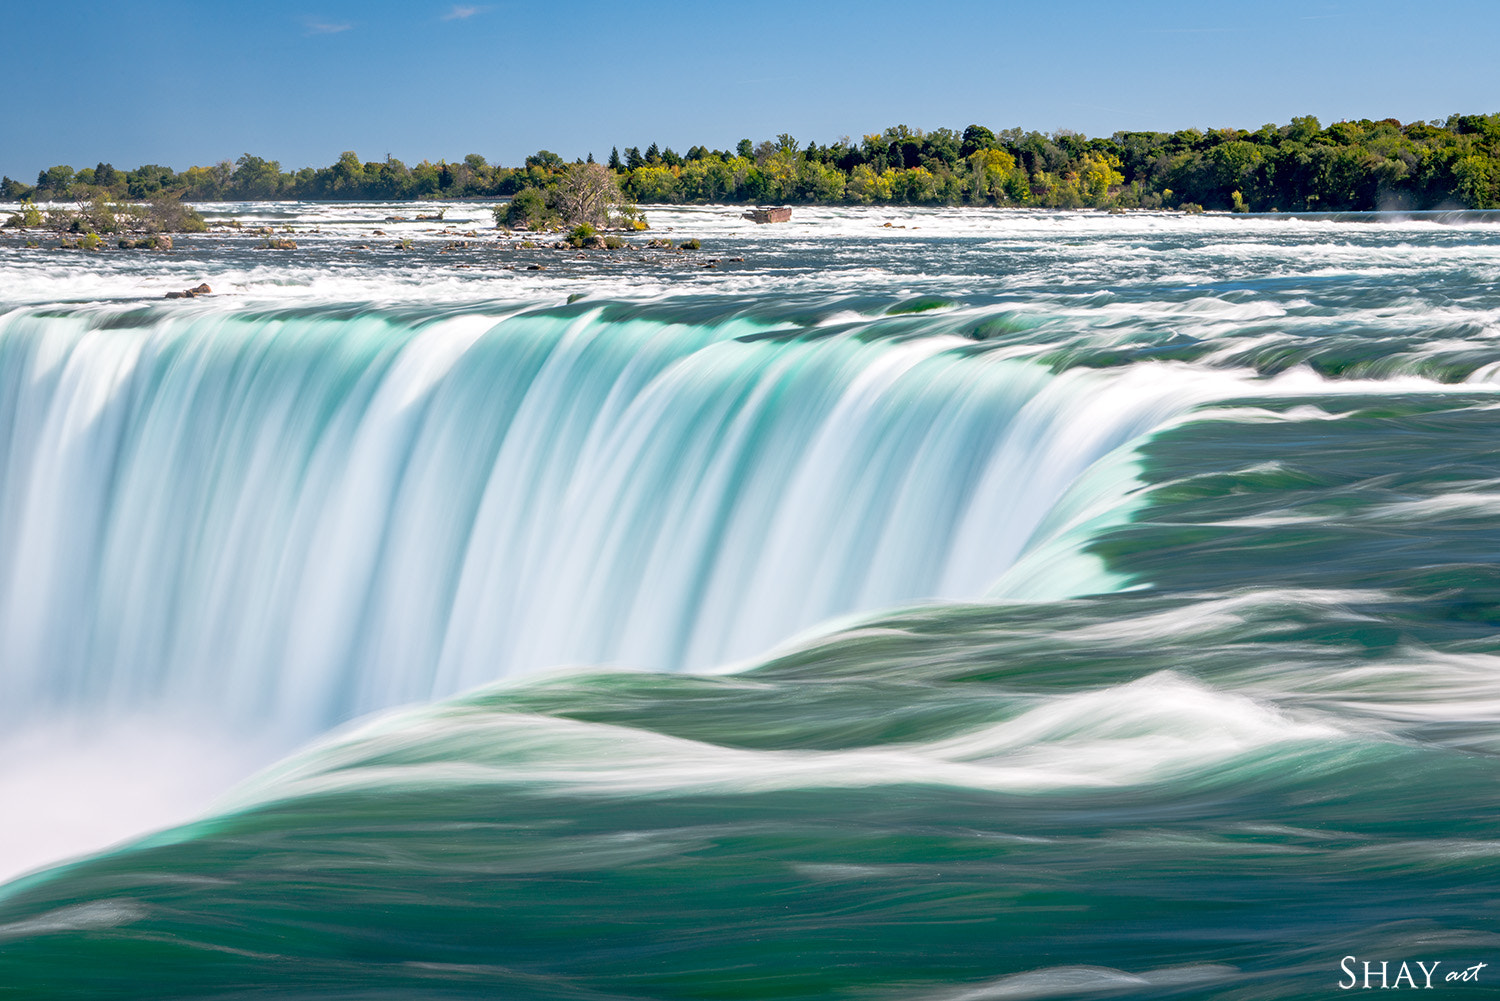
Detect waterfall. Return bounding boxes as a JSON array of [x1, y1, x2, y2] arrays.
[[0, 302, 1217, 733]]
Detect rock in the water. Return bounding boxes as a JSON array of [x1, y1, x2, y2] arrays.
[[164, 282, 212, 299], [119, 234, 174, 250], [742, 206, 792, 224]]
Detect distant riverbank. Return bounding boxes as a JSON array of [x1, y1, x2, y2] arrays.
[[7, 113, 1499, 214]]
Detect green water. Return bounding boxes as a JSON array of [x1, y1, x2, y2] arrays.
[[2, 209, 1500, 999]]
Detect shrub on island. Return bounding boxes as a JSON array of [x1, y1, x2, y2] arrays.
[[2, 200, 43, 228], [16, 195, 206, 239], [496, 163, 646, 232], [496, 188, 556, 230]]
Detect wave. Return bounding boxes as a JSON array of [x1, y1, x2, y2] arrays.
[[4, 214, 1500, 996], [3, 589, 1497, 1000]]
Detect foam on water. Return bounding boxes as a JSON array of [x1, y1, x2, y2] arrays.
[[4, 202, 1500, 316], [925, 963, 1241, 1001], [0, 304, 1279, 744], [217, 671, 1343, 811], [3, 207, 1500, 996]]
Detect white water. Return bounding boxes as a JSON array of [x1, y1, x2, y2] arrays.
[[0, 721, 264, 883], [4, 201, 1500, 307], [5, 206, 1495, 883], [0, 304, 1230, 738], [0, 298, 1246, 879]]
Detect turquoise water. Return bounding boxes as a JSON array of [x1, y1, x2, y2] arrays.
[[1, 206, 1499, 998]]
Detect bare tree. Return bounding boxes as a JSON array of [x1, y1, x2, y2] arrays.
[[553, 162, 623, 228]]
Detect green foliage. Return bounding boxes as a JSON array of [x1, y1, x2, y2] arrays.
[[1286, 115, 1322, 143], [43, 197, 117, 235], [1453, 154, 1496, 209], [960, 125, 998, 156], [118, 234, 173, 250], [37, 164, 75, 196], [16, 113, 1500, 213], [4, 199, 43, 228], [525, 150, 565, 171], [626, 165, 680, 203], [40, 195, 206, 236], [1, 175, 34, 199], [147, 196, 207, 232], [496, 188, 556, 230], [79, 196, 119, 233], [567, 223, 597, 247], [230, 155, 283, 199]]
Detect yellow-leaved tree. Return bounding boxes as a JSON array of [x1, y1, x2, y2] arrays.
[[1077, 152, 1124, 206]]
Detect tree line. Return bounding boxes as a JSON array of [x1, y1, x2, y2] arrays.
[[6, 113, 1499, 212]]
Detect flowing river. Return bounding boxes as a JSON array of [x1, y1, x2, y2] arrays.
[[1, 203, 1498, 999]]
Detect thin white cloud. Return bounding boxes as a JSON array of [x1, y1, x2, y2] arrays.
[[442, 5, 487, 20], [304, 17, 353, 35]]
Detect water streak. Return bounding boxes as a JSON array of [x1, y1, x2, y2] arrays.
[[0, 304, 1220, 734]]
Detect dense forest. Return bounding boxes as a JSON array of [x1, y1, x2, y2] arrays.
[[5, 114, 1500, 212]]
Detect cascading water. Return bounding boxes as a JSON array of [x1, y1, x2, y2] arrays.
[[0, 302, 1216, 734], [6, 205, 1500, 1001]]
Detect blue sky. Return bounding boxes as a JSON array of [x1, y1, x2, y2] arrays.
[[3, 0, 1496, 179]]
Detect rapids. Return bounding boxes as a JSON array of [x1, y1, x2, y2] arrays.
[[2, 204, 1499, 1000]]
